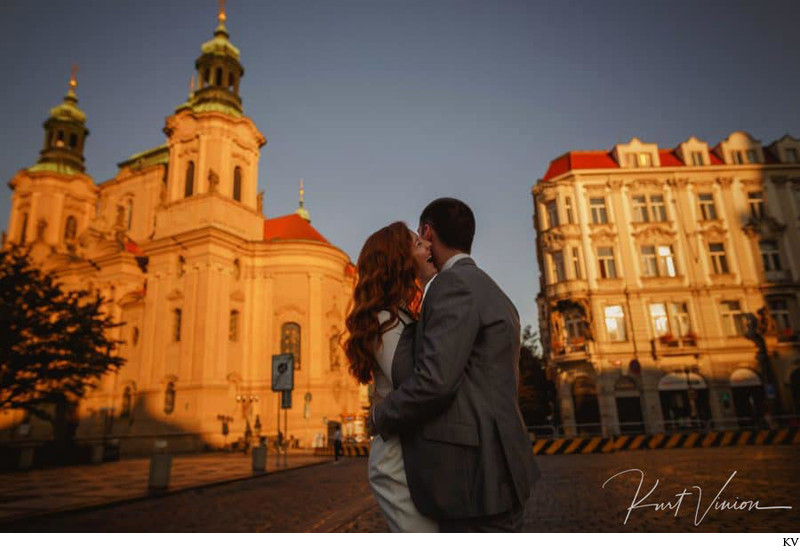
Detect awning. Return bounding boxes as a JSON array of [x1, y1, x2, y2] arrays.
[[658, 372, 708, 391], [730, 368, 762, 388]]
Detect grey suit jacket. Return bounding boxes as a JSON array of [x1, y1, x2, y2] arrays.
[[374, 257, 540, 519]]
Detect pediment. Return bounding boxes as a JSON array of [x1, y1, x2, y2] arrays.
[[632, 223, 677, 241]]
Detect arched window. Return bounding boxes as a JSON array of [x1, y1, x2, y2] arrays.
[[56, 130, 64, 146], [121, 386, 132, 418], [215, 67, 223, 86], [185, 161, 195, 197], [69, 133, 77, 149], [64, 215, 77, 241], [164, 382, 175, 415], [19, 212, 29, 244], [233, 166, 242, 202], [229, 310, 240, 342], [281, 322, 301, 370], [173, 309, 182, 342], [126, 199, 133, 230], [228, 71, 235, 89], [203, 68, 210, 86]]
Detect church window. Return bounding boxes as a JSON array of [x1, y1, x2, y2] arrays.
[[203, 68, 210, 86], [173, 309, 182, 342], [229, 310, 240, 342], [64, 215, 77, 241], [215, 67, 223, 86], [233, 166, 242, 202], [185, 161, 195, 197], [69, 133, 77, 149], [164, 382, 176, 415], [126, 199, 133, 230], [281, 322, 301, 370], [228, 71, 235, 89], [56, 130, 64, 146], [19, 213, 29, 244]]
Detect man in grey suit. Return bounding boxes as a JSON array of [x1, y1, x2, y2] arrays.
[[374, 197, 540, 532]]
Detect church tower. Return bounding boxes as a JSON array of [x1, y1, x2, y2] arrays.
[[7, 67, 97, 253], [156, 2, 266, 240]]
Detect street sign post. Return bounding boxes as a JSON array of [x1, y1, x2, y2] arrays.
[[272, 354, 294, 467], [271, 354, 294, 392]]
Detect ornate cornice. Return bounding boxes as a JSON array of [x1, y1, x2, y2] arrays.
[[631, 222, 677, 242], [588, 225, 617, 244]]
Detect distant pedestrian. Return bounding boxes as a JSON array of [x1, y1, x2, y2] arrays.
[[333, 427, 343, 461]]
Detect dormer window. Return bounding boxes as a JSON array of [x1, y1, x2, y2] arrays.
[[691, 151, 704, 166], [625, 152, 653, 168], [746, 149, 759, 164], [732, 151, 744, 165], [786, 148, 798, 163]]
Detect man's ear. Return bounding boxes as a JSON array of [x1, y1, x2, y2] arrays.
[[419, 223, 432, 241]]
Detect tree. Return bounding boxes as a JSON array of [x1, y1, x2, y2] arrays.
[[518, 325, 556, 429], [0, 245, 125, 436]]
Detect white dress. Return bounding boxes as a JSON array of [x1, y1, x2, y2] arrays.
[[368, 310, 439, 532]]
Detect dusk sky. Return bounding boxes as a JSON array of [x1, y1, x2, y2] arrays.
[[2, 0, 799, 328]]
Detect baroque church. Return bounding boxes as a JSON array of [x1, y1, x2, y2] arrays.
[[2, 7, 366, 454]]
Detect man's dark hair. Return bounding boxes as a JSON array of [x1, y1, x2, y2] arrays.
[[419, 197, 475, 253]]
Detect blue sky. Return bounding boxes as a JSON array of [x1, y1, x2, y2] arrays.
[[1, 0, 799, 328]]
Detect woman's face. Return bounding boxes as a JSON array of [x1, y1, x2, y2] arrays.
[[411, 231, 437, 283]]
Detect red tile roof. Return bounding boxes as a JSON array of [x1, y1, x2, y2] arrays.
[[263, 213, 330, 244], [542, 146, 761, 180]]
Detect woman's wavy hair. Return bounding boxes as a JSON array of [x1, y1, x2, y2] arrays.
[[344, 221, 422, 385]]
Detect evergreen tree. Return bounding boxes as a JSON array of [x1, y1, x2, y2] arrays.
[[0, 245, 125, 427]]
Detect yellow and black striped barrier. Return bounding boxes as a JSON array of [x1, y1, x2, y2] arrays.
[[310, 428, 799, 457], [530, 427, 800, 455], [313, 443, 370, 457]]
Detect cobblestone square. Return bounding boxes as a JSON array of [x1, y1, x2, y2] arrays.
[[4, 446, 798, 532]]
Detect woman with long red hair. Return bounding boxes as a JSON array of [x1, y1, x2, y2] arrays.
[[344, 221, 438, 532]]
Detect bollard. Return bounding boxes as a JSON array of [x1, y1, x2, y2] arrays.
[[252, 444, 267, 473], [17, 446, 34, 471], [148, 439, 172, 493], [90, 442, 104, 465]]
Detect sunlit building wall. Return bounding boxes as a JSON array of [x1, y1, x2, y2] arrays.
[[533, 132, 800, 436], [1, 10, 366, 454]]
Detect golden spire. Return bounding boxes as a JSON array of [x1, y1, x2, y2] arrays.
[[218, 0, 227, 24], [68, 64, 78, 95], [295, 179, 310, 222], [299, 178, 305, 207]]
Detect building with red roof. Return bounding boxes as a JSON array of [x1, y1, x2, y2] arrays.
[[532, 132, 800, 437], [3, 7, 365, 456]]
